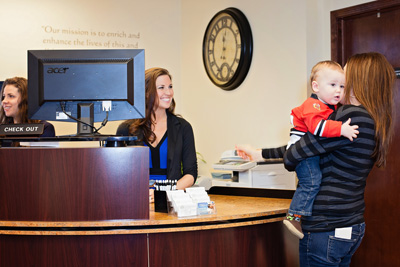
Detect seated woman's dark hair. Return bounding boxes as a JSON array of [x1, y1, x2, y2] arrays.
[[126, 68, 176, 143]]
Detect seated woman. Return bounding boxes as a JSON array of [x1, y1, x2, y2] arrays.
[[1, 77, 55, 138], [117, 68, 197, 190]]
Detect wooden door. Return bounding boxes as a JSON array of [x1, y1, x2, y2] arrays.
[[331, 1, 400, 266]]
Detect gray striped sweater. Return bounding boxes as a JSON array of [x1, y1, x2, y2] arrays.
[[262, 105, 375, 232]]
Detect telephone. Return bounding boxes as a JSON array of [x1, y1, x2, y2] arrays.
[[220, 150, 243, 161], [213, 150, 256, 171]]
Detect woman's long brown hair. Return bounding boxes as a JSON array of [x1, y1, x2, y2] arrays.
[[127, 67, 176, 143], [344, 52, 396, 167]]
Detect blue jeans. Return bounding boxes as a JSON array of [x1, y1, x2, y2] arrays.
[[289, 156, 321, 216], [299, 223, 366, 267]]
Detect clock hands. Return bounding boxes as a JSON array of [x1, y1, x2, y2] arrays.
[[207, 16, 241, 82], [221, 30, 227, 60]]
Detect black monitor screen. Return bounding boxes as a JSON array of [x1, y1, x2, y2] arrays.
[[27, 49, 145, 134]]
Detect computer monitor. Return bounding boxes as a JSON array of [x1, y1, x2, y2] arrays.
[[27, 49, 145, 135]]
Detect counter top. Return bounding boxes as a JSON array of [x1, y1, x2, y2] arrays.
[[0, 194, 290, 235]]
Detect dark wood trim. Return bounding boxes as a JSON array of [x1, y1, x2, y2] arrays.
[[331, 0, 400, 64]]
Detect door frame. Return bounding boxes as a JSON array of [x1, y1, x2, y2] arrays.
[[331, 0, 400, 64]]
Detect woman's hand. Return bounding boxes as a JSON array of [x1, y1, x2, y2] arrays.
[[149, 189, 154, 203], [176, 174, 195, 190], [235, 144, 264, 162]]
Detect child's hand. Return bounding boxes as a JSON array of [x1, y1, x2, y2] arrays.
[[341, 118, 359, 141]]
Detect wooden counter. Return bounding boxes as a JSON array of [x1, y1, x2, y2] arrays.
[[0, 194, 290, 234], [0, 194, 297, 266]]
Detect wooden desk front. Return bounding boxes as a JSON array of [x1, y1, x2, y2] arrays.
[[0, 147, 149, 221], [0, 195, 297, 266]]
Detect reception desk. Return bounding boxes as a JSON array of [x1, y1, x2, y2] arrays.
[[0, 147, 298, 266]]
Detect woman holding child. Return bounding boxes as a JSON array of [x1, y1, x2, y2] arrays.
[[237, 52, 396, 266]]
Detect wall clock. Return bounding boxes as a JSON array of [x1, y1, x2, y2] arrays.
[[202, 7, 253, 90]]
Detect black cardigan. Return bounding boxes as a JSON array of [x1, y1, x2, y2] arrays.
[[116, 112, 198, 183]]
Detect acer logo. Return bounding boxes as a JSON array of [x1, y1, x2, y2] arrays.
[[47, 67, 69, 74]]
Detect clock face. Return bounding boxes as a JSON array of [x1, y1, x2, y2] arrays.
[[204, 13, 241, 85], [203, 8, 253, 90]]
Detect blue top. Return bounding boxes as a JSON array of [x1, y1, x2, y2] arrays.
[[144, 132, 168, 181]]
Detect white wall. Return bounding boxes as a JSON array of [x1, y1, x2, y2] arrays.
[[1, 0, 373, 173], [181, 0, 373, 175]]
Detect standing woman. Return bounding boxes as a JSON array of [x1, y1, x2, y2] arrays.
[[237, 52, 395, 266], [284, 52, 396, 266], [1, 77, 55, 137], [117, 68, 197, 190]]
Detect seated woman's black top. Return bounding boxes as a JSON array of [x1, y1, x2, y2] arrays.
[[116, 111, 198, 182], [40, 121, 56, 137]]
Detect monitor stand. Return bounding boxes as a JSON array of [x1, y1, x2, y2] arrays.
[[77, 103, 94, 135], [76, 103, 127, 146]]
